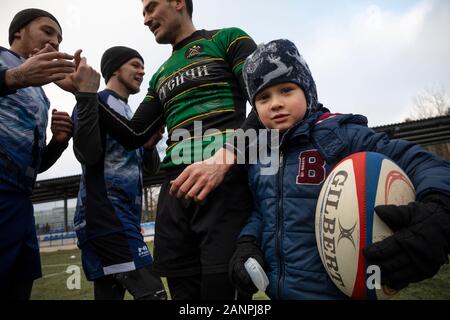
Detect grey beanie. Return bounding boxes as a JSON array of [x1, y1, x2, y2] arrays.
[[9, 8, 61, 45], [243, 39, 318, 116]]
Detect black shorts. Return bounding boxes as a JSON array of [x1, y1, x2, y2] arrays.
[[0, 192, 41, 292], [153, 165, 253, 277]]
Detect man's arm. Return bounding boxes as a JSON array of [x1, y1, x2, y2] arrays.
[[68, 57, 104, 165], [226, 30, 263, 154], [142, 126, 164, 175], [97, 91, 165, 151], [4, 50, 75, 92], [73, 92, 104, 166], [74, 91, 165, 165], [70, 58, 164, 154], [0, 68, 16, 96], [143, 149, 161, 176], [39, 110, 73, 173], [38, 140, 69, 173]]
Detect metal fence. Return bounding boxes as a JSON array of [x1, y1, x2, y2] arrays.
[[37, 221, 155, 248]]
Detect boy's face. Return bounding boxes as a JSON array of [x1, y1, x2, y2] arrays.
[[255, 82, 307, 132]]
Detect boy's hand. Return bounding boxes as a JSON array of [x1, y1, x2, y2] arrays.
[[363, 193, 450, 291], [50, 109, 73, 144], [229, 236, 265, 296]]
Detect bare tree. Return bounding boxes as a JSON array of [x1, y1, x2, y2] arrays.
[[142, 186, 161, 222], [405, 85, 450, 162], [409, 86, 450, 120], [148, 186, 160, 221]]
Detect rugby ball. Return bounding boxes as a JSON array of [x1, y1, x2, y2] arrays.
[[315, 152, 416, 300]]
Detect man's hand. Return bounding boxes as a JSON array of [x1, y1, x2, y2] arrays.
[[28, 43, 56, 58], [5, 44, 75, 89], [169, 147, 236, 202], [363, 193, 450, 291], [28, 44, 83, 93], [69, 57, 100, 93], [55, 49, 83, 93], [143, 126, 165, 151], [229, 236, 265, 296], [50, 109, 73, 145]]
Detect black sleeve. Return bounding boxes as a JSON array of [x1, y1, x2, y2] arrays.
[[143, 148, 161, 176], [73, 92, 104, 166], [0, 68, 16, 97], [235, 68, 263, 131], [241, 108, 263, 130], [231, 46, 262, 133], [225, 30, 257, 82], [223, 32, 263, 157], [38, 139, 68, 173], [227, 34, 256, 101], [226, 53, 264, 159], [223, 107, 263, 163], [98, 88, 165, 150]]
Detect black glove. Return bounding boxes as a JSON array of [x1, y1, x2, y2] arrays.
[[363, 193, 450, 291], [228, 236, 265, 296]]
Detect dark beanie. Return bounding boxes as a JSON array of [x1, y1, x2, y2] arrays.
[[243, 39, 318, 117], [101, 46, 144, 84], [9, 8, 62, 45]]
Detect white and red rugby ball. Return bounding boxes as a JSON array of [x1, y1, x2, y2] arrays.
[[315, 152, 416, 300]]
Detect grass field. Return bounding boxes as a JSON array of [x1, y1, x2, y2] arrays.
[[31, 245, 450, 300]]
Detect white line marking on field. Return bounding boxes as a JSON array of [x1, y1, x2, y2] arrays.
[[42, 271, 67, 279]]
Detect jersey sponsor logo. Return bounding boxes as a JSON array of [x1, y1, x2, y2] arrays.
[[158, 65, 211, 101], [138, 245, 150, 258], [185, 45, 203, 59], [296, 149, 326, 185]]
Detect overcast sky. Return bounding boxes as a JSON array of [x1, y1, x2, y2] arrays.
[[1, 0, 449, 183]]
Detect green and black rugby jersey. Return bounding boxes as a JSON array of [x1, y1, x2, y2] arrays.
[[96, 28, 257, 169]]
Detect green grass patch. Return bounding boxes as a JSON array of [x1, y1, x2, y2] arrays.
[[31, 248, 450, 300]]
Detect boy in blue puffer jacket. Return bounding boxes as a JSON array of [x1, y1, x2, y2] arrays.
[[228, 39, 450, 300]]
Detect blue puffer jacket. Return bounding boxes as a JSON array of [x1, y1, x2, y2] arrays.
[[241, 110, 450, 300]]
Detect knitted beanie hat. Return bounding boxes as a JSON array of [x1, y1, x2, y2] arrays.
[[101, 46, 144, 84], [9, 8, 61, 45], [243, 39, 318, 116]]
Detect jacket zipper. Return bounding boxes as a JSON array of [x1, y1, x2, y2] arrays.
[[276, 151, 285, 299]]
